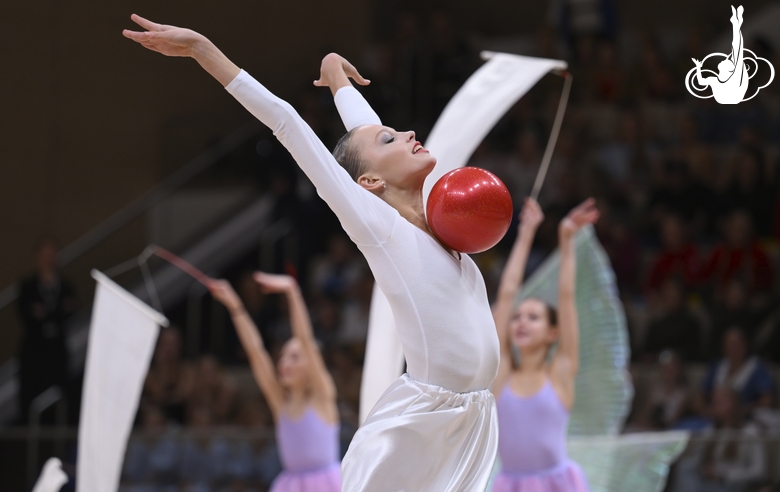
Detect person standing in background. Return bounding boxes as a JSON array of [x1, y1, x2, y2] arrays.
[[16, 238, 77, 424]]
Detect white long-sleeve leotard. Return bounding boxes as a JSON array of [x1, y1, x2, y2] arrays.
[[333, 86, 381, 130], [226, 71, 499, 392]]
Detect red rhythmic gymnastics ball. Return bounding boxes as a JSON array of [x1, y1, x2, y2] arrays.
[[426, 167, 513, 254]]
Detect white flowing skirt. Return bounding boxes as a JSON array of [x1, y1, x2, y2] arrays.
[[342, 374, 498, 492]]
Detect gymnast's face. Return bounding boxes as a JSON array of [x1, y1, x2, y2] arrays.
[[509, 299, 558, 351], [278, 338, 309, 389], [351, 125, 437, 192]]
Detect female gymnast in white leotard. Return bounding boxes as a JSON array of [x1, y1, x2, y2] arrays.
[[124, 16, 499, 491]]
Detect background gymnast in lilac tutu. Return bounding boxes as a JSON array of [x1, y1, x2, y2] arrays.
[[209, 273, 340, 492], [490, 197, 599, 492]]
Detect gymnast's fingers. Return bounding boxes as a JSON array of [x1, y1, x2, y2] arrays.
[[131, 14, 165, 32], [346, 62, 371, 86], [123, 29, 150, 42]]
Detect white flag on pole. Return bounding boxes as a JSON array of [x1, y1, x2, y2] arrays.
[[359, 52, 567, 424], [77, 270, 168, 492]]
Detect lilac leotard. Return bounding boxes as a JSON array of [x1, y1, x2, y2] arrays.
[[492, 380, 590, 492], [271, 407, 341, 492]]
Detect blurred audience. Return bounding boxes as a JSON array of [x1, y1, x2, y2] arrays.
[[329, 346, 363, 431], [123, 405, 181, 489], [186, 355, 238, 426], [642, 278, 703, 363], [674, 388, 766, 492], [629, 350, 697, 430], [339, 271, 374, 345], [309, 235, 364, 304], [699, 209, 774, 303], [700, 328, 774, 414], [645, 214, 701, 299], [637, 350, 695, 430], [708, 280, 768, 360], [144, 327, 191, 425]]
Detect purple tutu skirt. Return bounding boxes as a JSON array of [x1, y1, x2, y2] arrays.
[[492, 460, 590, 492], [270, 463, 341, 492]]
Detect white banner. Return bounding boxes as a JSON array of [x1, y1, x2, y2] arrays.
[[77, 270, 168, 492], [360, 52, 567, 424]]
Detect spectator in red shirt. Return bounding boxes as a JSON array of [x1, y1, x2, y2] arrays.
[[646, 214, 701, 297], [699, 209, 774, 301]]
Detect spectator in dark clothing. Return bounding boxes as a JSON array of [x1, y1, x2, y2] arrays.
[[699, 209, 774, 301], [16, 238, 77, 424], [643, 278, 703, 362], [701, 327, 773, 412], [708, 279, 767, 360], [640, 350, 696, 430]]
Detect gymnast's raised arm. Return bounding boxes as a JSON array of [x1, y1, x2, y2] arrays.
[[123, 15, 396, 246], [123, 15, 240, 85], [315, 53, 382, 131]]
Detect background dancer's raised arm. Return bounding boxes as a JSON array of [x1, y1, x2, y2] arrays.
[[208, 279, 284, 416], [551, 198, 600, 408], [491, 197, 545, 396]]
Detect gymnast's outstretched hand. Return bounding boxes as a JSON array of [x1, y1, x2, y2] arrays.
[[123, 14, 240, 87], [314, 53, 370, 96], [122, 14, 205, 57]]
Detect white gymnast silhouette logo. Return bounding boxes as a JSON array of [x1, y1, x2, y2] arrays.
[[685, 5, 774, 104]]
